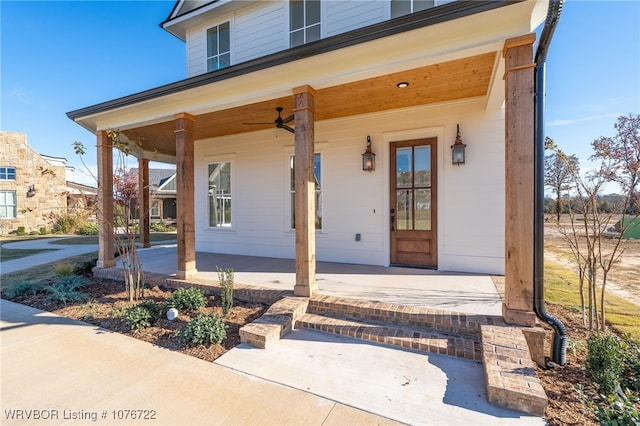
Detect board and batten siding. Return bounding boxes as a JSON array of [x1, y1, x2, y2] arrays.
[[193, 99, 505, 274]]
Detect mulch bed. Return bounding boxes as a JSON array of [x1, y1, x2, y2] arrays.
[[7, 277, 267, 363]]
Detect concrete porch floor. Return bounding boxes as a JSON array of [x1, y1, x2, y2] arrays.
[[132, 244, 504, 316]]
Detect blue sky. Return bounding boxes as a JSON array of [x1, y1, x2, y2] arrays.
[[2, 0, 639, 187]]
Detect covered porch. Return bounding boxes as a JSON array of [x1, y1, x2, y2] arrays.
[[119, 244, 504, 316], [68, 2, 544, 328]]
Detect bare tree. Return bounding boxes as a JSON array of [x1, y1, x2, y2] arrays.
[[545, 137, 579, 221], [74, 130, 144, 303], [550, 114, 639, 331]]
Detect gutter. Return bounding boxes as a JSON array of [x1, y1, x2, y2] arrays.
[[533, 0, 567, 366]]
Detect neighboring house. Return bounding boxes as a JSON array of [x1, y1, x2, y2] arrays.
[[131, 168, 178, 223], [0, 131, 96, 234], [67, 1, 557, 329]]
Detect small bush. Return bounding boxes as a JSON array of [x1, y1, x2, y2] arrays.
[[53, 262, 75, 277], [16, 226, 26, 236], [78, 222, 99, 235], [586, 333, 625, 396], [166, 287, 207, 313], [150, 221, 173, 232], [122, 300, 164, 331], [4, 280, 44, 298], [44, 276, 89, 306], [593, 390, 640, 425], [73, 258, 98, 276], [39, 227, 49, 235], [178, 313, 227, 346], [29, 230, 39, 235], [217, 266, 234, 317]]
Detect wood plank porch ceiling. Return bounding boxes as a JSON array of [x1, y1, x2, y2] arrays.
[[124, 52, 496, 158]]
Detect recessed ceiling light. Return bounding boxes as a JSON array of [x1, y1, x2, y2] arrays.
[[396, 82, 409, 88]]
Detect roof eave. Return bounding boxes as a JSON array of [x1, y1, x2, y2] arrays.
[[68, 0, 524, 123]]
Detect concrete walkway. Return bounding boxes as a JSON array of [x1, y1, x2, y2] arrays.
[[0, 300, 543, 425], [1, 237, 99, 275]]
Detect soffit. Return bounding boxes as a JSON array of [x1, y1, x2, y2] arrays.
[[122, 51, 495, 158]]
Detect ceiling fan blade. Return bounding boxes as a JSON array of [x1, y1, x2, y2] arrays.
[[278, 123, 295, 133], [282, 114, 294, 124]]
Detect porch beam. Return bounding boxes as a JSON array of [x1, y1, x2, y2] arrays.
[[175, 113, 197, 279], [503, 33, 537, 327], [138, 157, 151, 248], [96, 130, 115, 269], [293, 85, 318, 297]]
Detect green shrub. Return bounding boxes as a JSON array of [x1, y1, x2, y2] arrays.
[[150, 221, 171, 232], [122, 300, 164, 331], [593, 390, 640, 425], [621, 335, 640, 393], [44, 276, 89, 306], [16, 226, 26, 236], [586, 333, 625, 396], [78, 222, 99, 235], [217, 266, 234, 317], [73, 258, 98, 276], [29, 230, 39, 235], [166, 287, 207, 313], [4, 280, 44, 298], [39, 227, 49, 235], [53, 262, 75, 277], [178, 313, 227, 346]]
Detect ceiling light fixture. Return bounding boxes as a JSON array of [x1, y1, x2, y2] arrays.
[[396, 82, 409, 88]]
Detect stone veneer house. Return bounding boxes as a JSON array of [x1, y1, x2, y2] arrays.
[[67, 0, 566, 374], [0, 131, 96, 234]]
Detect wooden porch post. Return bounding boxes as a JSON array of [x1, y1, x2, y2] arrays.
[[175, 113, 197, 279], [503, 33, 537, 327], [138, 157, 151, 248], [96, 130, 115, 268], [293, 85, 318, 297]]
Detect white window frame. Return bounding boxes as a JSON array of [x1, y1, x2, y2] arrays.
[[206, 20, 231, 72], [284, 144, 326, 232], [150, 200, 160, 218], [0, 167, 16, 181], [288, 0, 322, 48], [0, 191, 17, 219], [207, 158, 235, 230]]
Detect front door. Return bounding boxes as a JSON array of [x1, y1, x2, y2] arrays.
[[390, 138, 437, 268]]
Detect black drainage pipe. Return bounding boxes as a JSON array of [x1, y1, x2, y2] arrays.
[[534, 0, 567, 366]]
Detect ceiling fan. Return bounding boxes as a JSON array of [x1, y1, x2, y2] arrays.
[[244, 107, 295, 133]]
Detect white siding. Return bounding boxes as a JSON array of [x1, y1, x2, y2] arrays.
[[234, 2, 287, 64], [325, 1, 386, 37], [183, 1, 458, 77], [194, 99, 505, 274]]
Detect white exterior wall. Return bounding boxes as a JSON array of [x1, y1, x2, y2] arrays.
[[194, 99, 505, 274]]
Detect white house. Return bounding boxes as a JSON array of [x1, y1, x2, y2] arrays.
[[68, 0, 556, 329]]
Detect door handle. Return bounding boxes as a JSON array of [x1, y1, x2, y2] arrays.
[[390, 215, 395, 231]]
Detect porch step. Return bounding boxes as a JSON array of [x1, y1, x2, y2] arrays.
[[307, 295, 495, 339], [295, 312, 482, 361]]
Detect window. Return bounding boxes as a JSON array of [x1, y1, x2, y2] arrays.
[[290, 153, 322, 229], [0, 167, 16, 180], [391, 0, 435, 18], [206, 22, 230, 72], [289, 0, 321, 48], [208, 162, 231, 227], [150, 200, 160, 218], [0, 191, 16, 219]]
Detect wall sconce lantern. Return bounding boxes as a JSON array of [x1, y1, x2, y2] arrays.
[[451, 124, 466, 166], [362, 136, 376, 172], [26, 185, 36, 198]]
